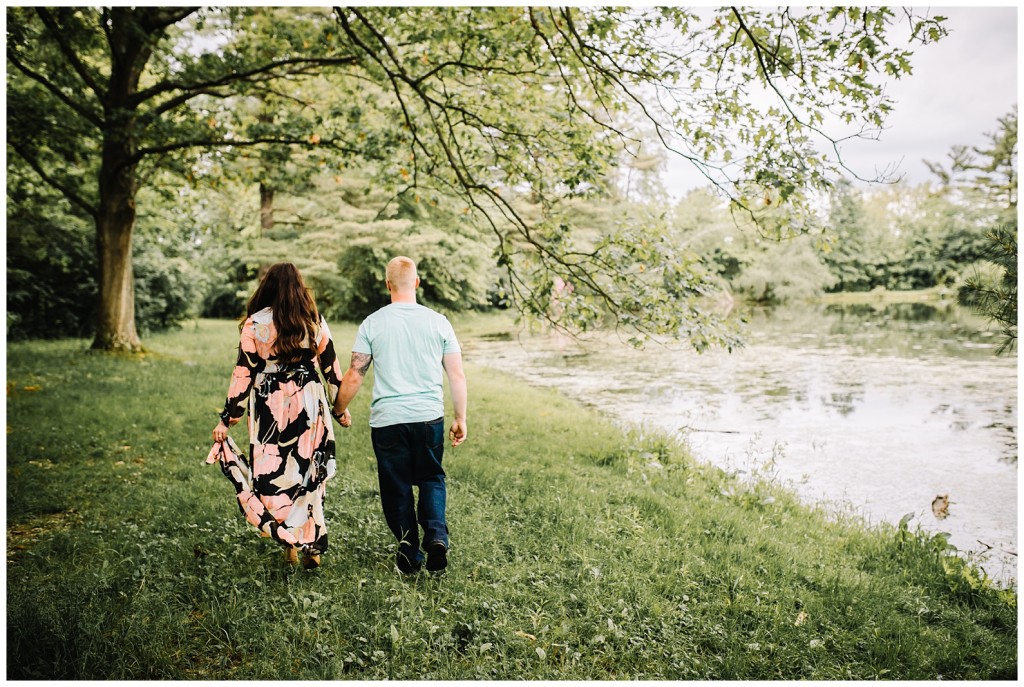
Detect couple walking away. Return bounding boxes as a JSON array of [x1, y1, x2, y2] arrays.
[[210, 258, 468, 574]]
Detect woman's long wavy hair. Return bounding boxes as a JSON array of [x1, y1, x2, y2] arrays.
[[242, 262, 319, 363]]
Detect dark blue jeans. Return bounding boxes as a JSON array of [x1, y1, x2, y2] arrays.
[[370, 417, 448, 565]]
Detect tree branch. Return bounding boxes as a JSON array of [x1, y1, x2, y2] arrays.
[[338, 5, 690, 333], [554, 11, 715, 188], [139, 88, 232, 124], [529, 9, 605, 134], [34, 8, 105, 98], [137, 7, 199, 32], [337, 8, 435, 192], [9, 142, 98, 218], [131, 55, 360, 107], [729, 7, 883, 184], [6, 49, 104, 128], [130, 136, 361, 165]]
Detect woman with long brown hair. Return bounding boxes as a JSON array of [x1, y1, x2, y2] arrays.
[[211, 262, 349, 569]]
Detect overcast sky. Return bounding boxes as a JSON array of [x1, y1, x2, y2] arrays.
[[664, 5, 1019, 197]]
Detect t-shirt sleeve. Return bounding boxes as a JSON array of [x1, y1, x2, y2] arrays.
[[353, 319, 372, 355], [442, 317, 461, 355]]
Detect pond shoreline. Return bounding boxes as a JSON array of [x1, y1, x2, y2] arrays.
[[460, 301, 1018, 586]]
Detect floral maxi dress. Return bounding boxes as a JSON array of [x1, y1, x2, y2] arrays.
[[216, 307, 343, 555]]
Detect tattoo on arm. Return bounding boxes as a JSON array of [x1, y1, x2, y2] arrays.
[[351, 352, 372, 376]]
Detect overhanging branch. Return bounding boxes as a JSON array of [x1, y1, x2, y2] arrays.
[[131, 55, 360, 107], [6, 49, 104, 128], [10, 142, 99, 218], [131, 136, 362, 166], [35, 8, 105, 98]]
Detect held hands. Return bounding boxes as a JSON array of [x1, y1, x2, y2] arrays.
[[449, 418, 467, 447], [331, 397, 352, 428]]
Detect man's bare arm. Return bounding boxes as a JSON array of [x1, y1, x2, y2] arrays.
[[334, 352, 372, 417], [442, 351, 468, 446]]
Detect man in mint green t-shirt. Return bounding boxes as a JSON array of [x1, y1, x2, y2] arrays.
[[334, 256, 468, 574]]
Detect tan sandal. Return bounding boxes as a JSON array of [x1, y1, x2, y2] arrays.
[[284, 546, 298, 565], [302, 552, 321, 570]]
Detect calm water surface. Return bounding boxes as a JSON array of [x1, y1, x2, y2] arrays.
[[466, 301, 1018, 584]]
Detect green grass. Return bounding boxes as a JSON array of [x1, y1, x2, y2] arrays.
[[6, 318, 1017, 679]]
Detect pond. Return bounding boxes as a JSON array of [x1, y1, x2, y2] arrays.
[[465, 300, 1018, 584]]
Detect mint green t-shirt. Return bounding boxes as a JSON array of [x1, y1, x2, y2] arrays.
[[353, 302, 461, 428]]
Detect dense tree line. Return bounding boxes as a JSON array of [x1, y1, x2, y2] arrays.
[[670, 110, 1016, 317], [8, 109, 1015, 349], [8, 104, 1017, 349]]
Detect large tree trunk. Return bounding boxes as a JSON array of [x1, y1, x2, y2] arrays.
[[92, 155, 141, 351], [90, 8, 157, 351]]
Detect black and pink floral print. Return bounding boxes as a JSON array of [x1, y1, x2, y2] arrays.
[[211, 307, 343, 555]]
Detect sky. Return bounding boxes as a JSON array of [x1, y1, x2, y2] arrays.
[[664, 5, 1019, 197]]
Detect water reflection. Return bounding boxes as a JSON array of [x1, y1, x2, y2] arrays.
[[822, 390, 862, 416], [466, 300, 1018, 583], [743, 301, 1006, 358]]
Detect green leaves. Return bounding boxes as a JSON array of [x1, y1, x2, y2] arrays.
[[495, 200, 743, 350], [958, 224, 1018, 355], [7, 5, 951, 350]]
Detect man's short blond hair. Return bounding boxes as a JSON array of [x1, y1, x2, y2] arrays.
[[386, 256, 418, 291]]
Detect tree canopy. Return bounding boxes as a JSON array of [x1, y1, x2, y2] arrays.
[[7, 6, 947, 350]]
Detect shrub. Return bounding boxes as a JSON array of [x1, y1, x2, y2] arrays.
[[6, 194, 98, 340]]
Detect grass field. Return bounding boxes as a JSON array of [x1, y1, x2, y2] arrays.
[[5, 317, 1017, 679]]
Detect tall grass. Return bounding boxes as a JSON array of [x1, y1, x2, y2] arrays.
[[6, 318, 1016, 679]]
